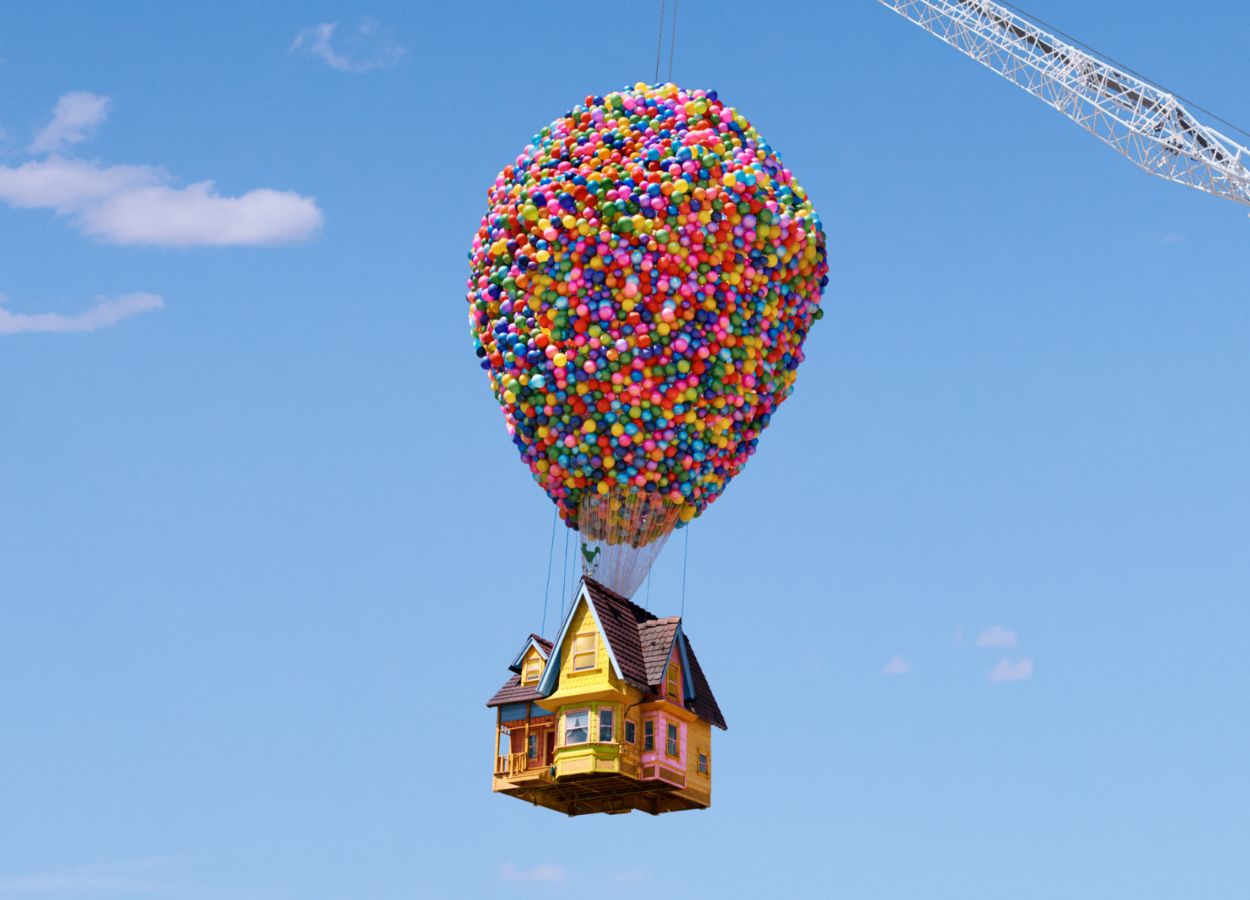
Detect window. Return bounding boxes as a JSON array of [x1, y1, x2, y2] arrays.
[[598, 707, 614, 742], [698, 751, 709, 775], [572, 633, 596, 671], [522, 658, 542, 683], [666, 662, 681, 700], [527, 734, 538, 759], [624, 720, 636, 744], [666, 723, 680, 758], [564, 710, 588, 745], [643, 720, 655, 751]]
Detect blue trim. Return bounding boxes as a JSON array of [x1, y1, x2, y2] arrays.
[[536, 579, 630, 695], [675, 625, 695, 701], [508, 635, 550, 674], [531, 703, 553, 716]]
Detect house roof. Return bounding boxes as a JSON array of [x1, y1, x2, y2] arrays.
[[488, 634, 554, 708], [637, 617, 681, 685], [507, 634, 553, 674], [485, 673, 545, 708], [488, 577, 726, 730], [683, 637, 726, 730]]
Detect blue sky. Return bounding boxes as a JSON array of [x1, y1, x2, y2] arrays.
[[2, 1, 1249, 897]]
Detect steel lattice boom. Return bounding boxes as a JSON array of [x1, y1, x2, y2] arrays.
[[878, 0, 1250, 209]]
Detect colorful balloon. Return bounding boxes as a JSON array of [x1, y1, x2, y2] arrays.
[[467, 83, 828, 594]]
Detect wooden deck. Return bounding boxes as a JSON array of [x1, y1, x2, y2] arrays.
[[494, 769, 710, 816]]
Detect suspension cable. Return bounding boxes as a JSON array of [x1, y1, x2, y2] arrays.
[[654, 0, 666, 84], [667, 0, 680, 84], [540, 505, 556, 637], [680, 526, 689, 619]]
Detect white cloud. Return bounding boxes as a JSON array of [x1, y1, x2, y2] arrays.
[[500, 863, 565, 883], [0, 157, 160, 210], [988, 658, 1034, 683], [976, 625, 1018, 649], [0, 95, 323, 247], [0, 154, 321, 249], [882, 655, 910, 676], [30, 91, 111, 154], [291, 18, 405, 73], [80, 180, 323, 247], [0, 292, 163, 335]]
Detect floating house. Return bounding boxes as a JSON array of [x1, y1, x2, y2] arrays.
[[487, 577, 726, 816]]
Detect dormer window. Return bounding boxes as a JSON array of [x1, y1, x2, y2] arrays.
[[666, 662, 681, 701], [572, 633, 596, 671], [522, 658, 542, 684]]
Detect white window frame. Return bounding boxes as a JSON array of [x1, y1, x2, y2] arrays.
[[572, 633, 596, 671], [564, 708, 589, 745]]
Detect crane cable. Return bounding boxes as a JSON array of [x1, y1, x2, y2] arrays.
[[667, 0, 680, 84], [995, 0, 1250, 143], [654, 0, 666, 84], [654, 0, 681, 85]]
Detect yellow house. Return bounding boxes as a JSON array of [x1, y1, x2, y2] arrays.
[[487, 577, 727, 816]]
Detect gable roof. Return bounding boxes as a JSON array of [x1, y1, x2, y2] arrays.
[[527, 577, 726, 730], [508, 634, 552, 674], [683, 636, 726, 730], [487, 634, 554, 708], [486, 673, 544, 708], [638, 617, 681, 686]]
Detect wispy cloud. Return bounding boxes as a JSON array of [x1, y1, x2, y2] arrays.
[[0, 858, 182, 895], [988, 658, 1033, 683], [882, 655, 910, 676], [500, 863, 565, 883], [976, 625, 1017, 649], [0, 291, 163, 335], [30, 91, 111, 154], [291, 18, 405, 73], [0, 94, 323, 247]]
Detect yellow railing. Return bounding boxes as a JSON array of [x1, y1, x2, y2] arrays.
[[495, 752, 538, 778]]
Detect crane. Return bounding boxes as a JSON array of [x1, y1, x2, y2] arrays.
[[877, 0, 1250, 211]]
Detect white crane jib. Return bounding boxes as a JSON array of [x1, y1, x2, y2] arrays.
[[877, 0, 1250, 210]]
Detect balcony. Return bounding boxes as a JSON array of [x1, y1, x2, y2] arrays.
[[493, 752, 552, 789]]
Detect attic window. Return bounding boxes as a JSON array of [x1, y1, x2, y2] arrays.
[[572, 633, 596, 671], [666, 662, 680, 700], [522, 658, 542, 684]]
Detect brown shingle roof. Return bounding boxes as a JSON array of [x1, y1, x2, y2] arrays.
[[488, 634, 556, 707], [582, 578, 652, 689], [638, 617, 680, 685], [486, 578, 726, 730], [486, 673, 544, 708], [583, 578, 726, 731], [683, 637, 727, 730]]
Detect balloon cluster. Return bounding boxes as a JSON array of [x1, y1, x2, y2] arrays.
[[467, 82, 828, 529]]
